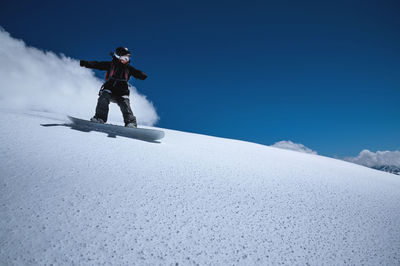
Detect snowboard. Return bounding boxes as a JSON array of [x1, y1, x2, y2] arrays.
[[67, 116, 164, 141]]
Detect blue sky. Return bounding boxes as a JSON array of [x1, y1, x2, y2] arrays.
[[1, 0, 399, 156]]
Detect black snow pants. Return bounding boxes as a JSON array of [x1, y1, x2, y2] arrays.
[[94, 90, 137, 126]]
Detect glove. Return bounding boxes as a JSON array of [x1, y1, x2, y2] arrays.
[[80, 60, 88, 67]]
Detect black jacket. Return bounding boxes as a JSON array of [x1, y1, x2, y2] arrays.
[[80, 57, 147, 96]]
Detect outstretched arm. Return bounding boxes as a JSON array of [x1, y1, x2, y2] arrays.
[[128, 65, 148, 80], [80, 60, 111, 71]]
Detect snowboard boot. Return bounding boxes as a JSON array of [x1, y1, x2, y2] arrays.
[[125, 122, 137, 128], [90, 117, 105, 124]]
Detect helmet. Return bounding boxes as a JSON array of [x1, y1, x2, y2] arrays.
[[115, 47, 131, 57]]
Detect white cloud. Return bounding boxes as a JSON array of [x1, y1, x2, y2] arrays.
[[271, 140, 317, 154], [0, 27, 159, 126], [344, 150, 400, 167]]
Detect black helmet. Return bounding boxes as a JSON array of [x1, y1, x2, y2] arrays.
[[115, 47, 131, 57]]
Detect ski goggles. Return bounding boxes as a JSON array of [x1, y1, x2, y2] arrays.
[[119, 55, 130, 63], [114, 53, 131, 62]]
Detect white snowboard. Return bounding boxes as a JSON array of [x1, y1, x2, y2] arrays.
[[68, 116, 164, 141]]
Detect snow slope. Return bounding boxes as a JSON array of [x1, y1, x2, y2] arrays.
[[1, 109, 399, 265]]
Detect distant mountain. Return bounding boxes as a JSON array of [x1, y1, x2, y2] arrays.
[[372, 165, 400, 175], [343, 149, 400, 176], [270, 142, 400, 176]]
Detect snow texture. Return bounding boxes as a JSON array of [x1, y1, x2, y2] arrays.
[[1, 109, 400, 265]]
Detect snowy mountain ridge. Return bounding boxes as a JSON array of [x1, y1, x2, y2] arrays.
[[1, 109, 399, 265], [343, 149, 400, 176], [372, 165, 400, 176], [271, 142, 400, 176]]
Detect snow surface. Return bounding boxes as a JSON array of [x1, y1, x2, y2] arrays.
[[1, 109, 400, 265]]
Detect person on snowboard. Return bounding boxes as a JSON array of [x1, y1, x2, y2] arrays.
[[79, 47, 147, 128]]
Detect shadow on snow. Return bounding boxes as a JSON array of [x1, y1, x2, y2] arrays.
[[41, 122, 162, 144]]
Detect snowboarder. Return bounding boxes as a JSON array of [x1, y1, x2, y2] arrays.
[[79, 47, 147, 127]]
